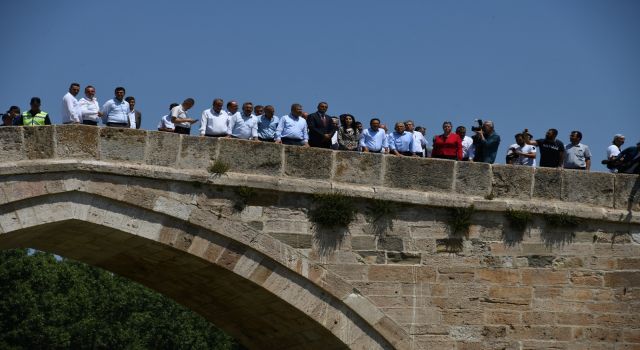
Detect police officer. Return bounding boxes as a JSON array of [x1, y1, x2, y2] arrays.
[[16, 97, 51, 126]]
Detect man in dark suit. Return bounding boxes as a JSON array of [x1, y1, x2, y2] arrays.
[[125, 96, 142, 129], [307, 101, 336, 148]]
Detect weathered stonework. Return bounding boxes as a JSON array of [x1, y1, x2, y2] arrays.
[[0, 125, 639, 350]]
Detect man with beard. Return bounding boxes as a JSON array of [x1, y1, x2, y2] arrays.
[[523, 128, 564, 168]]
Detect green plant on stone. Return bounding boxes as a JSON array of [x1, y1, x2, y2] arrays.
[[233, 186, 256, 211], [208, 160, 229, 176], [365, 199, 397, 224], [309, 192, 357, 229], [506, 209, 532, 231], [543, 212, 582, 228], [365, 199, 397, 237], [439, 238, 464, 253], [448, 205, 474, 238]]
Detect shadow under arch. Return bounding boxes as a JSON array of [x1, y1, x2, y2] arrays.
[[0, 191, 405, 350]]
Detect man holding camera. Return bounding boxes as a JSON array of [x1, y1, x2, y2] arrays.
[[472, 120, 500, 164]]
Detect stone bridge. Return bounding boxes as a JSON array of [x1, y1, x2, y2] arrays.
[[0, 125, 639, 349]]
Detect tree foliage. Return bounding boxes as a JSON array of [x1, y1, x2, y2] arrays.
[[0, 249, 242, 350]]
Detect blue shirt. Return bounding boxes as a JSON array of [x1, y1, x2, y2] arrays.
[[101, 98, 130, 124], [388, 131, 414, 152], [276, 114, 308, 141], [359, 128, 388, 151], [257, 115, 280, 140], [474, 132, 501, 164]]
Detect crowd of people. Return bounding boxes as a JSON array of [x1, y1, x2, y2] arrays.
[[2, 83, 639, 174]]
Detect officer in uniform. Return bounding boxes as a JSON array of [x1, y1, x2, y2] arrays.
[[16, 97, 51, 126]]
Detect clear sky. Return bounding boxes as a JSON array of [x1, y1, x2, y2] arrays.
[[1, 0, 638, 171]]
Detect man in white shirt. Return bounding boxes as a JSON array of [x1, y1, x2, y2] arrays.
[[61, 82, 81, 124], [405, 120, 427, 157], [158, 103, 178, 132], [78, 85, 101, 125], [200, 98, 229, 137], [507, 133, 536, 166], [171, 98, 197, 134], [330, 117, 339, 149], [124, 96, 141, 129], [227, 102, 257, 140], [456, 126, 475, 161], [606, 134, 625, 173]]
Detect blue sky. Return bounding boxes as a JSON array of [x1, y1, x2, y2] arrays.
[[1, 0, 638, 171]]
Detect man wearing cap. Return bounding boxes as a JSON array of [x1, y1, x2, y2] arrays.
[[606, 134, 625, 173]]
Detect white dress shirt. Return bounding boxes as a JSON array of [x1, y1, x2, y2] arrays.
[[227, 112, 258, 139], [171, 105, 191, 128], [461, 135, 475, 160], [61, 92, 81, 124], [127, 110, 137, 129], [78, 97, 100, 123], [200, 108, 229, 136], [157, 114, 174, 130]]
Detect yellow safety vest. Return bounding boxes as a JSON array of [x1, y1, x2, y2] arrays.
[[21, 111, 48, 126]]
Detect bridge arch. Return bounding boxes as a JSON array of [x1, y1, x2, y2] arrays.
[[0, 188, 409, 350]]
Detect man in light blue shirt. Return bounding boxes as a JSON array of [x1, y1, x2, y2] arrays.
[[388, 122, 415, 156], [101, 86, 130, 127], [257, 105, 280, 142], [275, 103, 309, 147], [360, 118, 388, 153], [227, 102, 257, 140]]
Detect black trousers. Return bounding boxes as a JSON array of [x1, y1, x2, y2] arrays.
[[82, 120, 98, 126], [281, 138, 305, 146], [106, 122, 128, 128], [174, 126, 191, 134]]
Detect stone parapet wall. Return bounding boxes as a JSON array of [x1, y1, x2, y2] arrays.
[[0, 125, 638, 213], [2, 125, 640, 349]]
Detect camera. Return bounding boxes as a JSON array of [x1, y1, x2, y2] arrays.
[[471, 119, 483, 132]]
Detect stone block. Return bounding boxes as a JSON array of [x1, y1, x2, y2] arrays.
[[217, 138, 282, 176], [562, 170, 614, 208], [0, 127, 25, 161], [334, 151, 384, 185], [268, 233, 312, 249], [613, 173, 640, 211], [145, 131, 180, 167], [177, 135, 218, 169], [383, 156, 454, 192], [604, 271, 640, 288], [455, 161, 492, 197], [54, 125, 99, 159], [284, 146, 332, 179], [99, 127, 146, 163], [491, 164, 533, 200], [23, 126, 54, 159], [533, 167, 562, 200]]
